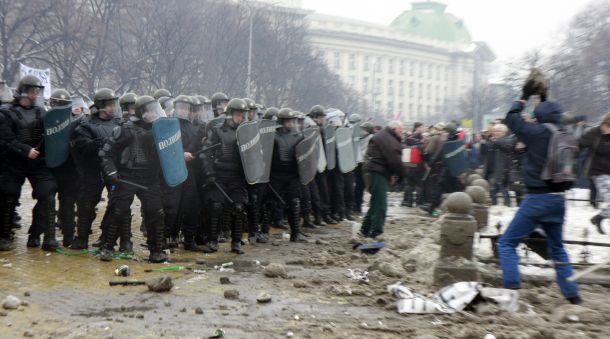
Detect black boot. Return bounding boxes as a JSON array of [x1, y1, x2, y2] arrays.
[[148, 209, 168, 263], [257, 207, 271, 243], [184, 233, 213, 253], [0, 198, 17, 251], [323, 214, 337, 225], [246, 198, 260, 243], [41, 199, 60, 251], [289, 199, 307, 242], [118, 214, 133, 253], [218, 207, 231, 243], [99, 208, 124, 262], [302, 213, 319, 229], [231, 204, 245, 254], [58, 194, 77, 248], [313, 211, 325, 226], [71, 199, 96, 250], [205, 203, 223, 252]]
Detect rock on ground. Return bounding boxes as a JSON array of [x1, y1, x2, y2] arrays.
[[2, 295, 21, 310], [263, 263, 288, 278], [146, 276, 174, 292]]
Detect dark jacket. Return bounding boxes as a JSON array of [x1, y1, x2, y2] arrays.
[[482, 135, 515, 184], [363, 127, 406, 179], [579, 125, 610, 177], [505, 100, 568, 193]]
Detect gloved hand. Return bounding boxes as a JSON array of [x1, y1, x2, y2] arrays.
[[106, 171, 120, 186]]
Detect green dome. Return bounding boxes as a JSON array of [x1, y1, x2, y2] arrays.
[[390, 1, 471, 43]]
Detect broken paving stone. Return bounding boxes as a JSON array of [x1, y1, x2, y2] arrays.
[[551, 304, 603, 323], [20, 301, 28, 307], [23, 330, 34, 337], [256, 292, 272, 303], [0, 311, 7, 317], [293, 281, 309, 288], [285, 259, 305, 265], [163, 301, 171, 307], [224, 289, 240, 300], [219, 277, 231, 285], [23, 292, 30, 297], [263, 263, 288, 278], [146, 276, 174, 293], [194, 307, 203, 314], [2, 295, 21, 310]]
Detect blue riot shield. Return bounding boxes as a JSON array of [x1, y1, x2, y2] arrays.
[[44, 105, 77, 168], [442, 139, 468, 178], [152, 117, 188, 187]]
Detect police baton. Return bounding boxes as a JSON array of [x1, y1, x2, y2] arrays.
[[213, 181, 234, 204], [119, 179, 149, 191], [267, 184, 286, 206], [194, 143, 221, 157]]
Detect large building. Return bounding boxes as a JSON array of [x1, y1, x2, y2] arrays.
[[305, 1, 495, 125]]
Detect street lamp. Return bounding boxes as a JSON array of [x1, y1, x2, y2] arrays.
[[243, 0, 254, 98]]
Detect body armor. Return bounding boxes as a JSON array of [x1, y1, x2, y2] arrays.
[[3, 104, 45, 150], [272, 127, 303, 173], [210, 123, 243, 179], [119, 122, 157, 170]]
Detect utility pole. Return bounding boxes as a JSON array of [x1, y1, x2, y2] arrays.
[[245, 1, 254, 98]]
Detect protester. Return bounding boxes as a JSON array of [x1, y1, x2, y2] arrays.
[[482, 123, 514, 207], [360, 121, 407, 238], [580, 112, 610, 234]]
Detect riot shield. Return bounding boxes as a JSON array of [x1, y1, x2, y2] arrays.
[[336, 127, 356, 173], [205, 114, 226, 137], [236, 120, 264, 184], [44, 105, 77, 168], [351, 122, 363, 163], [359, 134, 372, 160], [317, 136, 327, 173], [442, 139, 468, 178], [152, 117, 188, 187], [323, 124, 336, 170], [297, 128, 320, 185], [257, 119, 277, 184]]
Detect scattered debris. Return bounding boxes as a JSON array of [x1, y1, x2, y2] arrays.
[[146, 276, 174, 292], [219, 277, 231, 285], [256, 292, 272, 303], [346, 269, 369, 283], [194, 307, 204, 315], [223, 289, 240, 299], [2, 295, 21, 310], [209, 328, 225, 338], [114, 265, 130, 277], [263, 263, 288, 278]]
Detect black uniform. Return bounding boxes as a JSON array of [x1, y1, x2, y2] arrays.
[[0, 101, 58, 250], [70, 113, 120, 249], [203, 120, 248, 252], [99, 119, 166, 262], [270, 126, 305, 241]]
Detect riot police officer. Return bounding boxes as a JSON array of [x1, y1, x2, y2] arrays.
[[210, 92, 229, 118], [153, 89, 172, 100], [98, 95, 168, 262], [271, 109, 307, 242], [0, 75, 58, 251], [308, 105, 337, 225], [119, 92, 137, 122], [47, 89, 81, 247], [343, 113, 363, 221], [202, 98, 250, 254], [70, 88, 121, 249]]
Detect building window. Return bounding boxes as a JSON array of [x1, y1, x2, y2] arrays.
[[388, 59, 394, 74], [375, 78, 381, 91], [398, 102, 404, 112], [362, 77, 369, 92], [387, 101, 394, 112], [417, 104, 422, 115], [418, 83, 423, 99], [399, 60, 405, 75], [375, 100, 381, 109], [428, 64, 432, 80], [436, 65, 441, 80], [375, 57, 382, 72], [388, 80, 394, 95], [348, 76, 356, 86], [398, 81, 404, 96], [349, 53, 356, 70], [363, 55, 369, 71], [419, 62, 424, 78], [410, 61, 415, 77], [435, 85, 440, 102], [445, 66, 449, 81], [409, 82, 414, 98], [427, 105, 431, 114], [427, 84, 431, 99], [409, 103, 414, 114], [334, 51, 341, 69]]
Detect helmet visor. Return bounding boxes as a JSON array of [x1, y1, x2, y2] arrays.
[[142, 101, 166, 123], [174, 102, 192, 121]]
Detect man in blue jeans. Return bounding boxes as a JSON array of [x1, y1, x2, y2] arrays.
[[499, 79, 581, 304]]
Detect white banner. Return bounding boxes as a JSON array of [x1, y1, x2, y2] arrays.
[[19, 63, 51, 99]]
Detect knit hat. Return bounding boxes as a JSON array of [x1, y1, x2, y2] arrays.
[[412, 122, 423, 132]]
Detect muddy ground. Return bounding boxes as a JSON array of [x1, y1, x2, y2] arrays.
[[1, 187, 609, 339]]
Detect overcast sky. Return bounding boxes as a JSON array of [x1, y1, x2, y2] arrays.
[[302, 0, 593, 63]]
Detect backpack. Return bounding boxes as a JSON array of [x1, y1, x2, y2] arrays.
[[541, 123, 579, 184]]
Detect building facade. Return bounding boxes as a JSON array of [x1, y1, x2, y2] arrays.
[[305, 1, 495, 125]]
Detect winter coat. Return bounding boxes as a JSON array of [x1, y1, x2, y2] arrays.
[[579, 125, 610, 177], [482, 135, 515, 185], [363, 127, 407, 179], [505, 100, 571, 193]]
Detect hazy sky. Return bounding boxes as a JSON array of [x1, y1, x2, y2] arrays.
[[302, 0, 593, 63]]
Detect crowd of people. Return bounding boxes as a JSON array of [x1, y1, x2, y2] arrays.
[[0, 75, 393, 263], [1, 73, 609, 306]]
